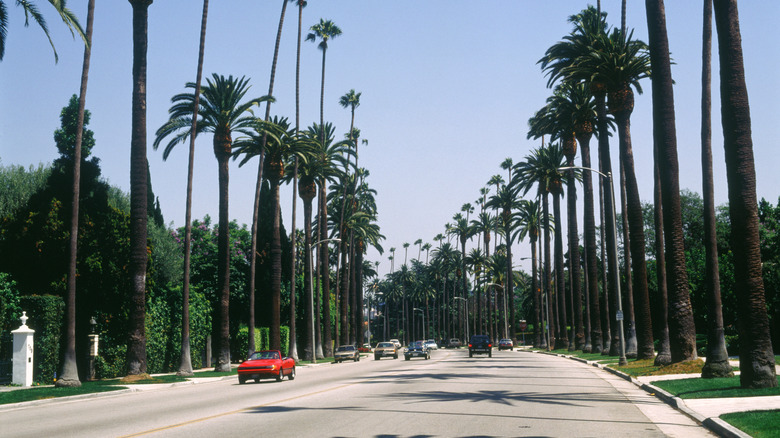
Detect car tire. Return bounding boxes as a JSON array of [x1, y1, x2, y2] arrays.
[[469, 351, 473, 358], [489, 351, 492, 358], [238, 375, 247, 384], [405, 356, 410, 361], [394, 354, 398, 359], [288, 366, 296, 380], [375, 355, 380, 360], [276, 369, 284, 382], [355, 355, 359, 362]]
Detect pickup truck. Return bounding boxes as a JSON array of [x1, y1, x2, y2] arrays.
[[468, 335, 492, 358]]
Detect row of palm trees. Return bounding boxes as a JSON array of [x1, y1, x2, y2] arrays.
[[12, 0, 382, 383], [375, 1, 774, 390]]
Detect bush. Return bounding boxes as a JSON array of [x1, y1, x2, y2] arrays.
[[233, 325, 290, 361], [0, 273, 21, 334], [145, 295, 172, 374], [18, 295, 64, 384], [95, 344, 126, 379]]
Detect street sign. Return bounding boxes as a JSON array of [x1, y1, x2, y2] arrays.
[[616, 310, 624, 321], [518, 320, 527, 331]]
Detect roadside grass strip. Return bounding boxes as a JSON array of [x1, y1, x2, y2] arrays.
[[720, 410, 780, 438], [652, 376, 780, 399], [0, 381, 125, 404]]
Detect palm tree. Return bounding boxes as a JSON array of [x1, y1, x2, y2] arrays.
[[516, 200, 543, 348], [0, 0, 87, 62], [306, 18, 342, 152], [713, 0, 777, 388], [644, 0, 698, 364], [172, 0, 209, 379], [56, 0, 94, 388], [692, 0, 730, 378], [234, 117, 311, 352], [154, 74, 272, 371], [126, 0, 153, 377], [517, 142, 567, 349]]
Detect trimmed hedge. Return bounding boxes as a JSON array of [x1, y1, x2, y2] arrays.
[[18, 295, 64, 384], [233, 325, 290, 360]]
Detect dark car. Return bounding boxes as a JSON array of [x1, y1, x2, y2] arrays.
[[468, 335, 492, 358], [498, 338, 514, 351], [404, 340, 430, 360]]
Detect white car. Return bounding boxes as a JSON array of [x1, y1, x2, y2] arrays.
[[424, 340, 438, 350]]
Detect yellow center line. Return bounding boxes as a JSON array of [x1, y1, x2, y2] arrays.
[[120, 383, 354, 437]]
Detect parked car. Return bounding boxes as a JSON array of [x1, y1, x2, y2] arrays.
[[425, 339, 438, 350], [334, 345, 360, 363], [447, 338, 462, 348], [498, 338, 514, 351], [238, 350, 295, 383], [374, 342, 399, 360], [390, 339, 402, 349], [468, 335, 492, 358], [404, 340, 430, 360]]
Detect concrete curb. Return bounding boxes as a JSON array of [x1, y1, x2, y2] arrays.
[[525, 349, 754, 438]]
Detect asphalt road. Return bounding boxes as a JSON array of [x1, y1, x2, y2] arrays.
[[3, 349, 715, 437]]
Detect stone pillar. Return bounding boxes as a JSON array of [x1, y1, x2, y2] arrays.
[[12, 311, 35, 387]]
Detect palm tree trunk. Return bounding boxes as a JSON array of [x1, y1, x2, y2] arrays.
[[178, 0, 208, 376], [619, 160, 637, 358], [215, 151, 231, 372], [553, 194, 567, 350], [270, 177, 283, 352], [645, 0, 698, 363], [126, 0, 151, 377], [302, 195, 315, 361], [579, 135, 602, 353], [653, 144, 672, 366], [531, 238, 542, 348], [58, 0, 95, 388], [699, 0, 729, 378], [713, 0, 777, 388], [595, 91, 618, 356], [339, 238, 350, 345], [566, 168, 585, 350], [614, 112, 654, 360], [318, 183, 329, 358], [542, 195, 555, 349]]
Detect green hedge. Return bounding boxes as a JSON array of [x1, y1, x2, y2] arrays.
[[233, 325, 290, 360], [18, 295, 64, 384]]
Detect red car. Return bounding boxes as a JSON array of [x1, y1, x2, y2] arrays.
[[238, 350, 296, 384]]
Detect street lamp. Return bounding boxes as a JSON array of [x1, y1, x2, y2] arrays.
[[308, 238, 340, 364], [559, 165, 626, 365], [453, 297, 469, 343], [413, 308, 425, 340]]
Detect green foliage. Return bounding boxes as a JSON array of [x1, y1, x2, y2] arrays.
[[54, 94, 96, 161], [0, 163, 51, 218], [94, 344, 126, 379], [653, 375, 780, 399], [18, 295, 64, 384], [145, 295, 172, 374], [0, 272, 21, 333], [233, 325, 290, 359]]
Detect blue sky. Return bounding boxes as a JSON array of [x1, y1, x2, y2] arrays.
[[1, 1, 778, 277]]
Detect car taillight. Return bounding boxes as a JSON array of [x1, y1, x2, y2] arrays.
[[468, 344, 472, 348], [488, 344, 492, 347]]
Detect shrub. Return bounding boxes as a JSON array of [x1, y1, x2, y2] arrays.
[[95, 344, 126, 379]]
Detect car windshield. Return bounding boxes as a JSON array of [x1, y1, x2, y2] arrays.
[[377, 343, 393, 348], [249, 351, 279, 360], [410, 341, 423, 348], [337, 346, 354, 351]]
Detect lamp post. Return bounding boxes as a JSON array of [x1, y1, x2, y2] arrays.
[[308, 238, 340, 364], [413, 308, 425, 340], [453, 297, 469, 343], [559, 166, 626, 365]]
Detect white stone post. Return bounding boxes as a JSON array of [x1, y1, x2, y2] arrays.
[[12, 311, 35, 387]]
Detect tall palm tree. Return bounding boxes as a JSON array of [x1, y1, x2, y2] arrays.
[[0, 0, 87, 62], [234, 117, 311, 352], [173, 0, 209, 378], [154, 74, 272, 371], [306, 18, 342, 154], [515, 145, 565, 349], [243, 0, 290, 358], [126, 0, 153, 377], [516, 200, 543, 348], [693, 0, 730, 378], [644, 0, 698, 364], [56, 0, 94, 388], [713, 0, 777, 388]]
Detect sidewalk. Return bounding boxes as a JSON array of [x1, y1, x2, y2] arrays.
[[536, 350, 780, 438]]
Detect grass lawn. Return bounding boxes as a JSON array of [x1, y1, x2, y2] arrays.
[[615, 358, 706, 377], [296, 357, 335, 365], [721, 410, 780, 438], [652, 376, 780, 399], [0, 381, 126, 405]]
